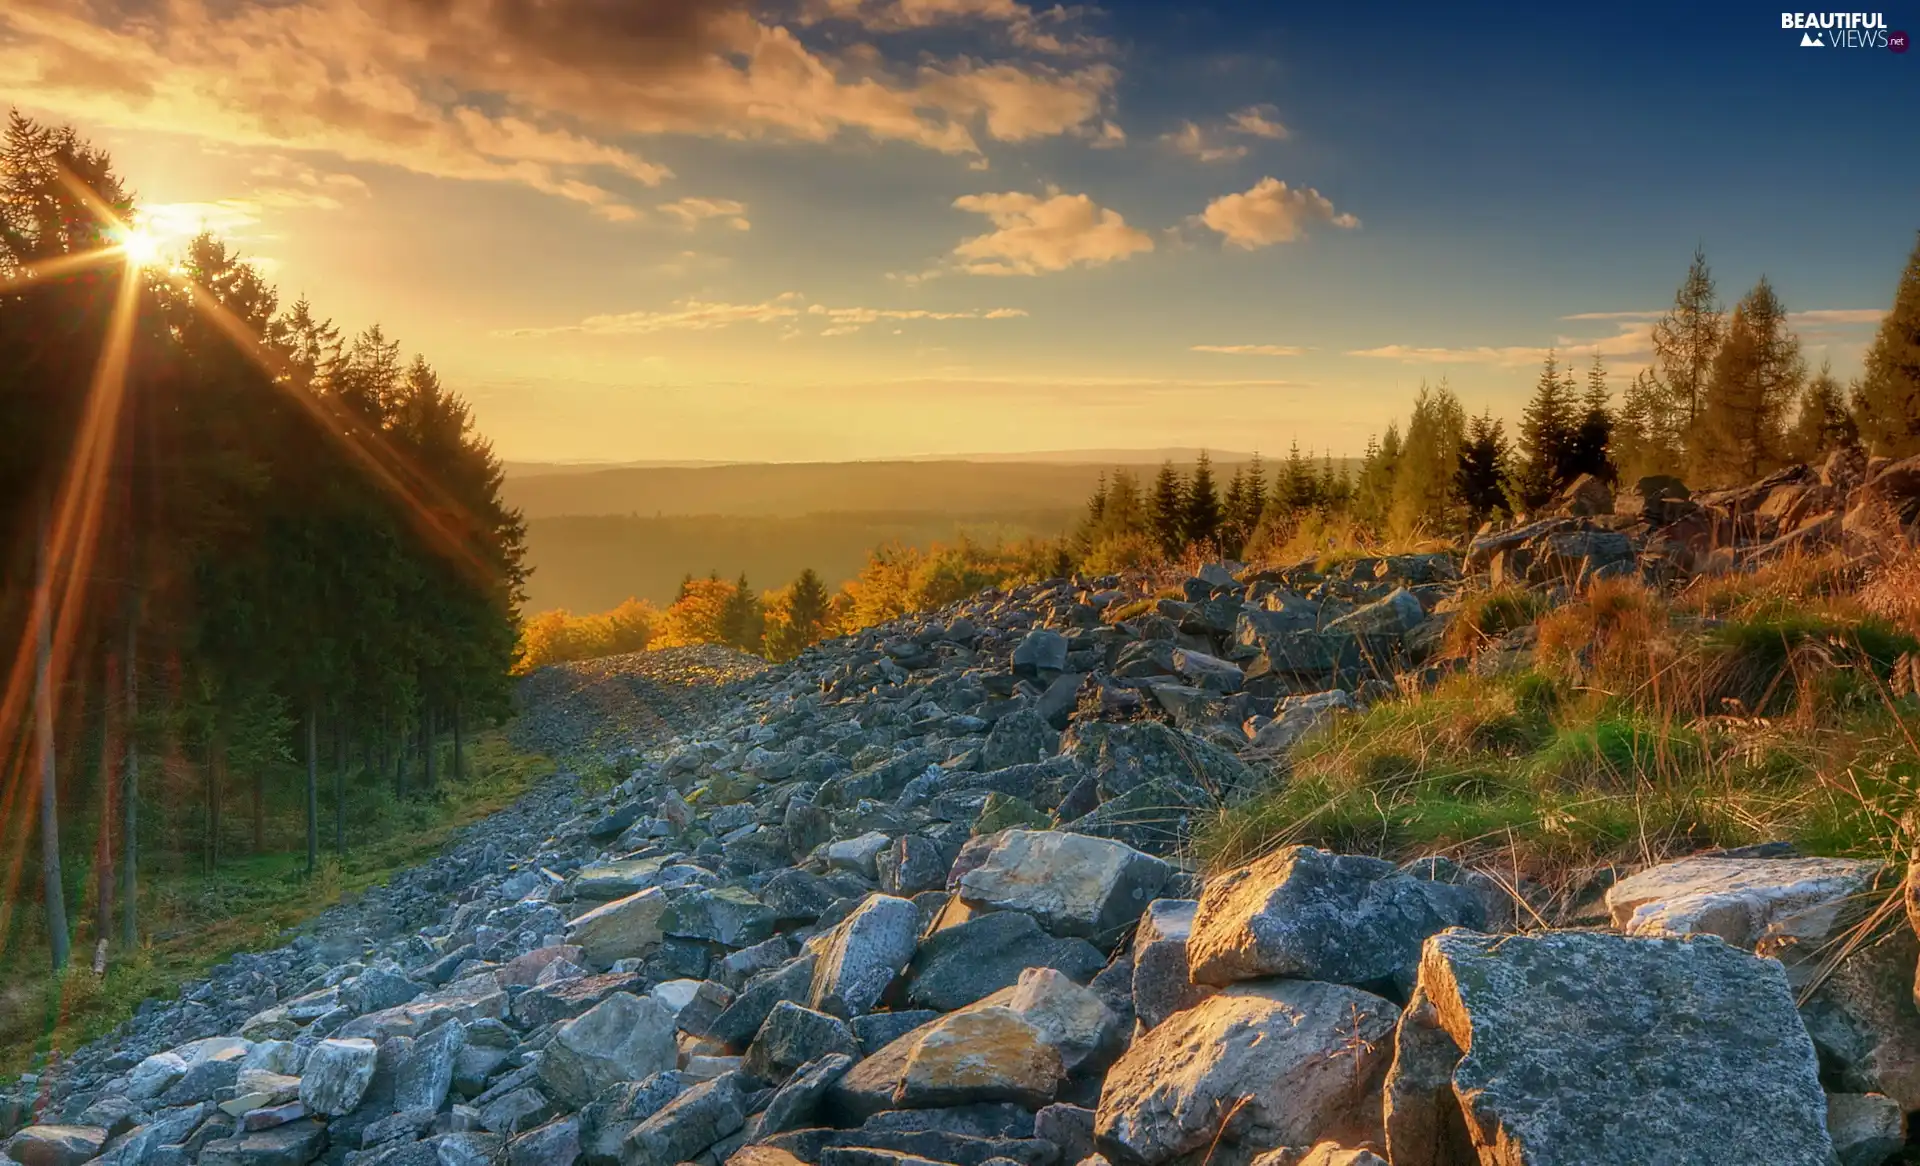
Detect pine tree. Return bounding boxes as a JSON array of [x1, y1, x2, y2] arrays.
[[1183, 452, 1223, 549], [1243, 453, 1268, 529], [1355, 427, 1400, 531], [1648, 245, 1725, 456], [1565, 355, 1617, 483], [1455, 412, 1512, 527], [1390, 381, 1467, 538], [1695, 276, 1803, 484], [1221, 468, 1248, 556], [1317, 452, 1346, 511], [719, 573, 764, 654], [1853, 231, 1920, 457], [1787, 361, 1858, 463], [1282, 439, 1317, 511], [1514, 351, 1578, 509], [765, 567, 831, 661], [1615, 368, 1677, 481], [1150, 461, 1186, 557]]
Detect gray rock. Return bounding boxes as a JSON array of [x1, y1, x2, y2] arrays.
[[477, 1086, 559, 1137], [159, 1057, 240, 1106], [344, 968, 426, 1016], [4, 1126, 108, 1166], [1171, 649, 1243, 694], [623, 1072, 747, 1166], [195, 1118, 327, 1166], [1034, 1104, 1096, 1166], [579, 1072, 689, 1166], [827, 832, 895, 879], [852, 1011, 941, 1055], [704, 954, 818, 1046], [432, 1131, 506, 1166], [1095, 980, 1398, 1166], [665, 887, 778, 949], [395, 1018, 467, 1114], [1825, 1094, 1904, 1166], [744, 1002, 861, 1081], [1605, 854, 1882, 947], [906, 911, 1107, 1012], [1324, 588, 1425, 637], [877, 835, 953, 898], [809, 896, 919, 1019], [1129, 900, 1210, 1030], [1186, 846, 1483, 992], [1384, 929, 1833, 1166], [752, 1054, 855, 1137], [510, 1117, 582, 1166], [762, 869, 840, 923], [958, 831, 1174, 945], [896, 1007, 1064, 1109], [126, 1052, 189, 1102], [537, 991, 678, 1108], [565, 887, 670, 968], [1012, 630, 1069, 677], [298, 1037, 379, 1116], [979, 708, 1060, 771]]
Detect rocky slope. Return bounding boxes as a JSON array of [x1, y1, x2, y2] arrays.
[[6, 454, 1920, 1166]]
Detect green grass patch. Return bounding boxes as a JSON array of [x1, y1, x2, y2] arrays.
[[0, 732, 552, 1078]]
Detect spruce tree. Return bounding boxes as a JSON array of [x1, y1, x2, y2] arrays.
[[1282, 438, 1317, 511], [1787, 361, 1858, 463], [1455, 412, 1512, 526], [1389, 381, 1467, 538], [1514, 351, 1577, 509], [1150, 461, 1186, 557], [1221, 468, 1248, 555], [1566, 355, 1617, 483], [1695, 276, 1803, 484], [1853, 231, 1920, 456], [1183, 452, 1223, 548], [1244, 452, 1268, 530], [1648, 245, 1725, 456]]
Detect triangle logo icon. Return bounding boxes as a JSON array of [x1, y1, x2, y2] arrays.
[[1800, 30, 1824, 45]]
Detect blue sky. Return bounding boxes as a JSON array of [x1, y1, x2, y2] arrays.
[[3, 0, 1913, 460]]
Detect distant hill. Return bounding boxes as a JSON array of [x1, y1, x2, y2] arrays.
[[501, 448, 1263, 481], [524, 509, 1077, 612]]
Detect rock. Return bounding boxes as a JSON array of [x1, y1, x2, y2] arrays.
[[195, 1119, 327, 1166], [343, 967, 426, 1015], [1094, 980, 1398, 1166], [897, 1007, 1064, 1109], [1325, 588, 1425, 637], [1186, 846, 1484, 992], [665, 887, 778, 948], [579, 1072, 689, 1165], [624, 1073, 748, 1166], [1384, 929, 1833, 1166], [127, 1052, 190, 1101], [753, 1053, 855, 1136], [500, 944, 588, 987], [980, 708, 1060, 771], [877, 835, 951, 898], [510, 1117, 582, 1166], [396, 1017, 467, 1113], [705, 954, 818, 1046], [809, 896, 919, 1019], [1013, 630, 1069, 677], [513, 971, 648, 1031], [478, 1086, 560, 1136], [1128, 899, 1210, 1030], [1034, 1105, 1096, 1166], [1254, 1148, 1386, 1166], [1245, 691, 1353, 757], [434, 1131, 508, 1166], [827, 832, 896, 878], [982, 967, 1121, 1075], [957, 831, 1173, 945], [240, 1101, 308, 1131], [906, 910, 1107, 1011], [537, 991, 678, 1108], [1605, 854, 1883, 948], [566, 887, 670, 968], [1796, 926, 1920, 1111], [4, 1126, 109, 1166], [573, 858, 669, 901], [1171, 649, 1243, 694], [298, 1037, 379, 1116], [744, 1002, 861, 1081], [853, 1010, 941, 1055], [1552, 472, 1614, 517], [1825, 1094, 1904, 1166]]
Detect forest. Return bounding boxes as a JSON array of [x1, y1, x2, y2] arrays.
[[0, 109, 529, 1045]]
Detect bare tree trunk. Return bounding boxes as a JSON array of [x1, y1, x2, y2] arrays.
[[452, 702, 464, 784], [394, 717, 408, 801], [334, 719, 346, 855], [96, 654, 117, 956], [424, 705, 438, 792], [122, 596, 138, 948], [207, 728, 224, 873], [305, 699, 318, 876], [35, 492, 70, 972], [120, 603, 138, 948]]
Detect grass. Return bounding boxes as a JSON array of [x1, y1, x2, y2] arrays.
[[0, 732, 552, 1079], [1200, 571, 1920, 915]]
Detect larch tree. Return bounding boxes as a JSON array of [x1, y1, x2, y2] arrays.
[[1694, 276, 1803, 484], [1648, 245, 1725, 456], [1853, 231, 1920, 457], [1786, 361, 1858, 463]]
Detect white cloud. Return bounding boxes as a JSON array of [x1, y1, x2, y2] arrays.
[[1199, 177, 1359, 249], [948, 188, 1154, 275], [503, 294, 1028, 337], [1789, 309, 1885, 325], [658, 197, 751, 231], [1162, 121, 1246, 163], [1227, 105, 1289, 140], [1347, 322, 1655, 368], [1192, 344, 1304, 356]]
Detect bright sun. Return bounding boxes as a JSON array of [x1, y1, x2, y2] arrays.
[[116, 225, 162, 268]]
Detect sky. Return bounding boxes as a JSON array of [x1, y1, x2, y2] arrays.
[[2, 0, 1915, 462]]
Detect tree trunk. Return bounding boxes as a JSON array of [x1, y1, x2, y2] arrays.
[[35, 492, 70, 972], [394, 718, 408, 801], [424, 705, 438, 791], [122, 596, 138, 948], [207, 728, 224, 873], [96, 654, 117, 954], [334, 719, 347, 855], [452, 702, 465, 784], [305, 699, 319, 876], [252, 759, 265, 854]]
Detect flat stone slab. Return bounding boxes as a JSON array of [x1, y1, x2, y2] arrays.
[[1605, 855, 1883, 950]]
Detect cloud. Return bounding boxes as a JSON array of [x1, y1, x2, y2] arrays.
[[1162, 121, 1246, 163], [1348, 322, 1655, 368], [502, 294, 1028, 337], [1561, 310, 1664, 321], [1789, 309, 1885, 325], [948, 188, 1154, 275], [1228, 104, 1289, 140], [1199, 177, 1359, 249], [659, 197, 751, 230], [0, 0, 1119, 215], [1192, 344, 1304, 356], [799, 0, 1112, 55], [133, 158, 373, 248]]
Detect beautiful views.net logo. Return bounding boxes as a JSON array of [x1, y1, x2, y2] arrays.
[[1781, 11, 1906, 48]]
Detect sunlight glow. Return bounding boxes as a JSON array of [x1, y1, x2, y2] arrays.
[[114, 225, 161, 268]]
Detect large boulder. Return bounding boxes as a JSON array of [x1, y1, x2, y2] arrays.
[[4, 1126, 109, 1166], [1094, 980, 1399, 1166], [1605, 855, 1883, 948], [537, 991, 678, 1108], [956, 830, 1174, 945], [298, 1037, 379, 1116], [905, 910, 1106, 1011], [1383, 929, 1833, 1166], [565, 887, 670, 967], [1129, 899, 1212, 1029], [1186, 846, 1484, 993], [808, 895, 920, 1019], [896, 1007, 1065, 1109], [969, 966, 1123, 1075]]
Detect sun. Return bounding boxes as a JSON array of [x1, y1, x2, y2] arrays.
[[114, 224, 162, 268]]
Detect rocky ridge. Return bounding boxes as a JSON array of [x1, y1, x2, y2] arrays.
[[7, 454, 1920, 1166]]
